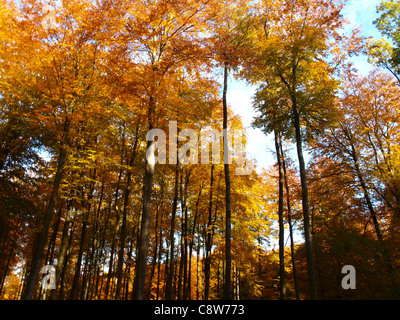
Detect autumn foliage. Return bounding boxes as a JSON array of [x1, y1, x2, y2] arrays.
[[0, 0, 400, 300]]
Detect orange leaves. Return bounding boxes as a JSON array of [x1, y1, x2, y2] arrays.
[[3, 0, 400, 301]]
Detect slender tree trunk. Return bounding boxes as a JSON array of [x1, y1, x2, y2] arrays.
[[274, 131, 286, 300], [38, 205, 62, 300], [350, 145, 383, 241], [279, 137, 300, 300], [90, 180, 105, 300], [204, 164, 214, 300], [47, 206, 63, 266], [132, 160, 154, 300], [177, 240, 184, 300], [50, 200, 73, 300], [70, 214, 88, 300], [133, 152, 155, 298], [196, 230, 201, 300], [156, 210, 164, 300], [187, 184, 202, 300], [133, 94, 157, 300], [96, 194, 112, 300], [148, 202, 161, 299], [105, 216, 118, 299], [22, 116, 70, 300], [166, 163, 179, 299], [71, 167, 97, 300], [182, 207, 189, 300], [291, 96, 317, 300], [257, 235, 263, 279], [349, 139, 399, 296], [0, 243, 14, 297], [105, 166, 123, 299], [222, 62, 232, 300], [116, 135, 138, 299], [124, 237, 134, 300], [80, 247, 91, 300], [58, 220, 75, 299], [187, 241, 193, 300], [180, 169, 190, 300]]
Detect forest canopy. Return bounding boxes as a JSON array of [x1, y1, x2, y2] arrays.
[[0, 0, 399, 300]]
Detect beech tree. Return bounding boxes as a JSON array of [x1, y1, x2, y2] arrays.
[[368, 0, 400, 84], [1, 0, 400, 302], [241, 0, 352, 299]]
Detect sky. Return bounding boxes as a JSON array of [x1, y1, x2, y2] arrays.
[[228, 0, 383, 174]]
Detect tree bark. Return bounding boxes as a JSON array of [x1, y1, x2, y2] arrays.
[[347, 133, 399, 296], [274, 130, 286, 300], [165, 163, 179, 300], [188, 183, 202, 300], [180, 169, 190, 300], [70, 214, 88, 300], [116, 133, 138, 299], [148, 198, 161, 300], [50, 199, 73, 300], [291, 96, 317, 300], [222, 62, 232, 300], [279, 137, 300, 300], [132, 160, 154, 300], [105, 165, 124, 299], [204, 164, 214, 300], [133, 95, 156, 300], [22, 116, 70, 300]]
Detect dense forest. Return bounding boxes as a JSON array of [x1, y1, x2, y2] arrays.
[[0, 0, 400, 300]]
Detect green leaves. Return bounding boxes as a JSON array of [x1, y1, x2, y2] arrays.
[[374, 0, 400, 43]]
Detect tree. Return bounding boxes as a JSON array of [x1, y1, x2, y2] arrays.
[[242, 0, 351, 299], [120, 0, 221, 300], [368, 0, 400, 84], [3, 0, 399, 302], [310, 69, 400, 297], [16, 0, 119, 300], [207, 0, 254, 299]]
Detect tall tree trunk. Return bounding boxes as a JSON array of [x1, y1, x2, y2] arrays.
[[181, 207, 188, 300], [105, 166, 124, 299], [0, 241, 15, 297], [291, 96, 317, 300], [187, 240, 193, 300], [274, 130, 286, 300], [180, 169, 190, 300], [50, 199, 73, 300], [105, 215, 118, 299], [132, 160, 154, 300], [155, 210, 164, 300], [177, 239, 184, 300], [148, 201, 161, 299], [124, 237, 134, 300], [133, 95, 156, 300], [204, 164, 214, 300], [90, 179, 105, 300], [70, 214, 88, 300], [222, 62, 232, 300], [188, 184, 202, 300], [279, 137, 300, 300], [58, 220, 75, 299], [38, 206, 62, 300], [350, 144, 383, 241], [70, 166, 96, 300], [116, 133, 138, 299], [22, 116, 70, 300], [165, 163, 179, 299], [80, 245, 91, 300], [196, 230, 201, 300], [348, 137, 398, 296]]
